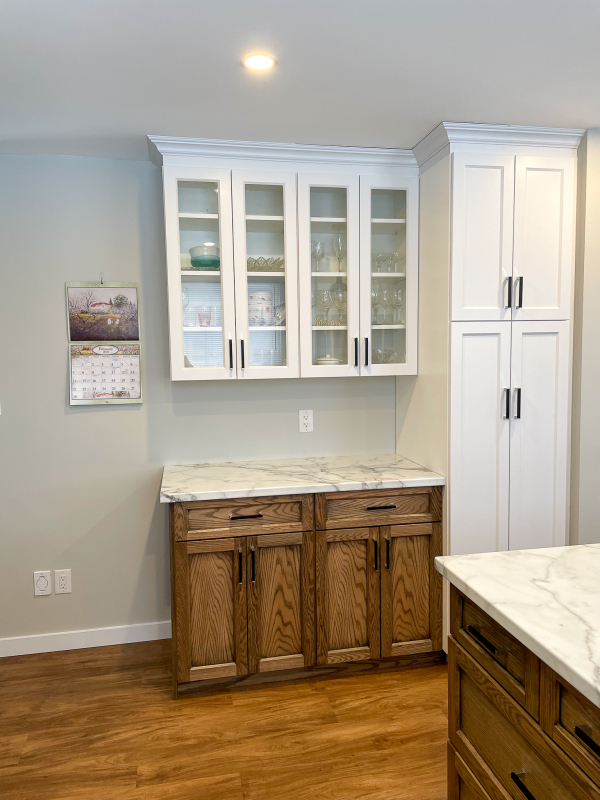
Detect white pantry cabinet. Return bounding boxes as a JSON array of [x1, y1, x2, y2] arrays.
[[151, 137, 419, 381]]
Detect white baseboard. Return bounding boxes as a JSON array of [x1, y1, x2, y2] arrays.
[[0, 620, 172, 658]]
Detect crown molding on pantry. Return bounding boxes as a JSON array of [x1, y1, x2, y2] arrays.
[[148, 135, 418, 169], [413, 122, 585, 169]]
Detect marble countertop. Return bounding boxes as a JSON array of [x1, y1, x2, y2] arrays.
[[160, 453, 444, 503], [436, 544, 600, 709]]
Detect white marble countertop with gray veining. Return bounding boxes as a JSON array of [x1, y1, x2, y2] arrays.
[[160, 453, 444, 503], [436, 545, 600, 709]]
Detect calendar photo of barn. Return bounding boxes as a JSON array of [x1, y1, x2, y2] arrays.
[[67, 285, 139, 341]]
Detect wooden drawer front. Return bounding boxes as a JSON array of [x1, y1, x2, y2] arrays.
[[541, 664, 600, 786], [172, 495, 313, 541], [316, 486, 442, 530], [451, 586, 539, 719], [448, 744, 494, 800], [450, 639, 600, 800]]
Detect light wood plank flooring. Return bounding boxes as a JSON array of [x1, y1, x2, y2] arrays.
[[0, 640, 448, 799]]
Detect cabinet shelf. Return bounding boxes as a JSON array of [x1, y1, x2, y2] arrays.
[[245, 215, 284, 222], [312, 271, 347, 277], [247, 271, 286, 277], [371, 273, 406, 278], [310, 217, 347, 223], [371, 218, 406, 224], [181, 270, 221, 276], [179, 213, 219, 219], [248, 326, 287, 331], [183, 326, 222, 332], [371, 324, 405, 330], [312, 325, 347, 331]]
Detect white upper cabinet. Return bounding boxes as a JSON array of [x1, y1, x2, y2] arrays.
[[163, 165, 237, 381], [508, 321, 569, 550], [232, 170, 299, 379], [512, 157, 575, 321], [298, 173, 361, 377], [451, 154, 515, 322], [359, 175, 418, 375]]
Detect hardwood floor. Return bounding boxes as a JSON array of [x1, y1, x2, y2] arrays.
[[0, 640, 448, 800]]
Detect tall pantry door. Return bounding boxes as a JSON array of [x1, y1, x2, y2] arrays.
[[509, 321, 570, 550], [449, 322, 511, 555]]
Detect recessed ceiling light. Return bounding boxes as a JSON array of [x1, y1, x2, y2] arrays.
[[243, 54, 276, 71]]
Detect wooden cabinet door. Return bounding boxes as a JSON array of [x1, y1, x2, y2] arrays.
[[380, 523, 442, 657], [449, 322, 511, 555], [172, 537, 248, 684], [316, 527, 380, 665], [451, 154, 515, 322], [513, 156, 575, 321], [509, 321, 570, 550], [247, 531, 315, 673]]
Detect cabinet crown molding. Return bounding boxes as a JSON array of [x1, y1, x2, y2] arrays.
[[147, 135, 417, 169], [413, 122, 585, 169]]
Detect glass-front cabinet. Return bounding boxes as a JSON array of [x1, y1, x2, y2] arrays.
[[160, 153, 418, 381]]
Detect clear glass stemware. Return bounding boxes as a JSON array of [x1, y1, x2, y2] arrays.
[[312, 241, 325, 272], [333, 232, 345, 273], [318, 289, 333, 322], [371, 284, 380, 325]]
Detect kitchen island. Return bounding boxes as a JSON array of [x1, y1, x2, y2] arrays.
[[436, 544, 600, 799]]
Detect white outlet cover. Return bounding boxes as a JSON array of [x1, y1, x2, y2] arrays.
[[34, 570, 52, 596], [55, 569, 72, 594], [299, 409, 313, 433]]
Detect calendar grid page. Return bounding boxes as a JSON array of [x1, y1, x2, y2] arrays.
[[70, 343, 142, 405]]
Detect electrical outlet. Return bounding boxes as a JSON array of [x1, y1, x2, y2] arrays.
[[55, 569, 71, 594], [299, 409, 313, 433], [34, 571, 52, 596]]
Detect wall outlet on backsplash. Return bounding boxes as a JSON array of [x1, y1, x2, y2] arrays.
[[299, 410, 313, 433], [55, 569, 72, 594]]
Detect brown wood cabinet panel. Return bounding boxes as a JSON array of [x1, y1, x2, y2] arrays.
[[449, 639, 600, 800], [540, 662, 600, 787], [315, 527, 380, 665], [247, 530, 315, 673], [448, 744, 496, 800], [315, 486, 442, 530], [174, 538, 248, 684], [451, 586, 540, 719], [176, 495, 313, 540]]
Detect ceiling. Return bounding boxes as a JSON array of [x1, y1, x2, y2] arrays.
[[2, 0, 599, 161]]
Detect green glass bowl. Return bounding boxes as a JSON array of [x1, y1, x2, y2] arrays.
[[190, 255, 220, 271]]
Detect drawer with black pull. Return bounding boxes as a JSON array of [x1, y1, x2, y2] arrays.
[[315, 486, 442, 530], [450, 585, 540, 719]]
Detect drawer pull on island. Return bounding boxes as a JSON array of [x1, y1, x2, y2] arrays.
[[251, 545, 256, 583], [511, 772, 536, 800], [238, 546, 243, 584], [466, 624, 498, 656], [366, 504, 397, 511], [385, 538, 390, 570], [229, 512, 264, 521], [575, 726, 600, 758]]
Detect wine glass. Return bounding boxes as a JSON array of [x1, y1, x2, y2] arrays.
[[371, 284, 380, 325], [397, 286, 405, 324], [334, 233, 345, 273], [380, 287, 391, 324], [331, 286, 347, 324], [312, 241, 325, 272], [391, 288, 401, 323], [318, 289, 333, 322]]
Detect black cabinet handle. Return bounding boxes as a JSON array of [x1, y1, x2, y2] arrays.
[[514, 387, 521, 419], [373, 539, 378, 571], [505, 276, 513, 309], [229, 338, 233, 370], [367, 504, 397, 511], [240, 339, 245, 369], [467, 625, 498, 656], [575, 726, 600, 758], [354, 337, 359, 367], [385, 538, 390, 570], [238, 546, 243, 584], [251, 545, 256, 583], [516, 276, 524, 309], [511, 772, 536, 800], [503, 388, 510, 420], [364, 337, 369, 367], [230, 512, 264, 521]]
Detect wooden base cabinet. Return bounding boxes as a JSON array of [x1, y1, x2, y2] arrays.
[[170, 486, 443, 697]]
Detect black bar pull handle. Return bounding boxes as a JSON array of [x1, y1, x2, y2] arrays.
[[229, 338, 234, 370], [367, 504, 397, 511], [240, 339, 245, 369], [238, 546, 243, 584], [373, 539, 378, 571], [230, 512, 264, 521], [514, 387, 522, 419], [364, 337, 369, 367], [575, 726, 600, 758], [386, 538, 390, 570], [467, 625, 498, 656], [354, 337, 359, 368], [250, 545, 256, 582], [503, 388, 510, 420], [511, 772, 537, 800], [516, 276, 524, 309], [505, 276, 513, 309]]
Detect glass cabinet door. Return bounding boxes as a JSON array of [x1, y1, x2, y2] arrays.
[[232, 171, 299, 379], [359, 175, 418, 375], [298, 174, 360, 376], [163, 166, 236, 380]]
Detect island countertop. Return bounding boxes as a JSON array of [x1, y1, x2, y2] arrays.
[[436, 544, 600, 709], [160, 453, 444, 503]]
